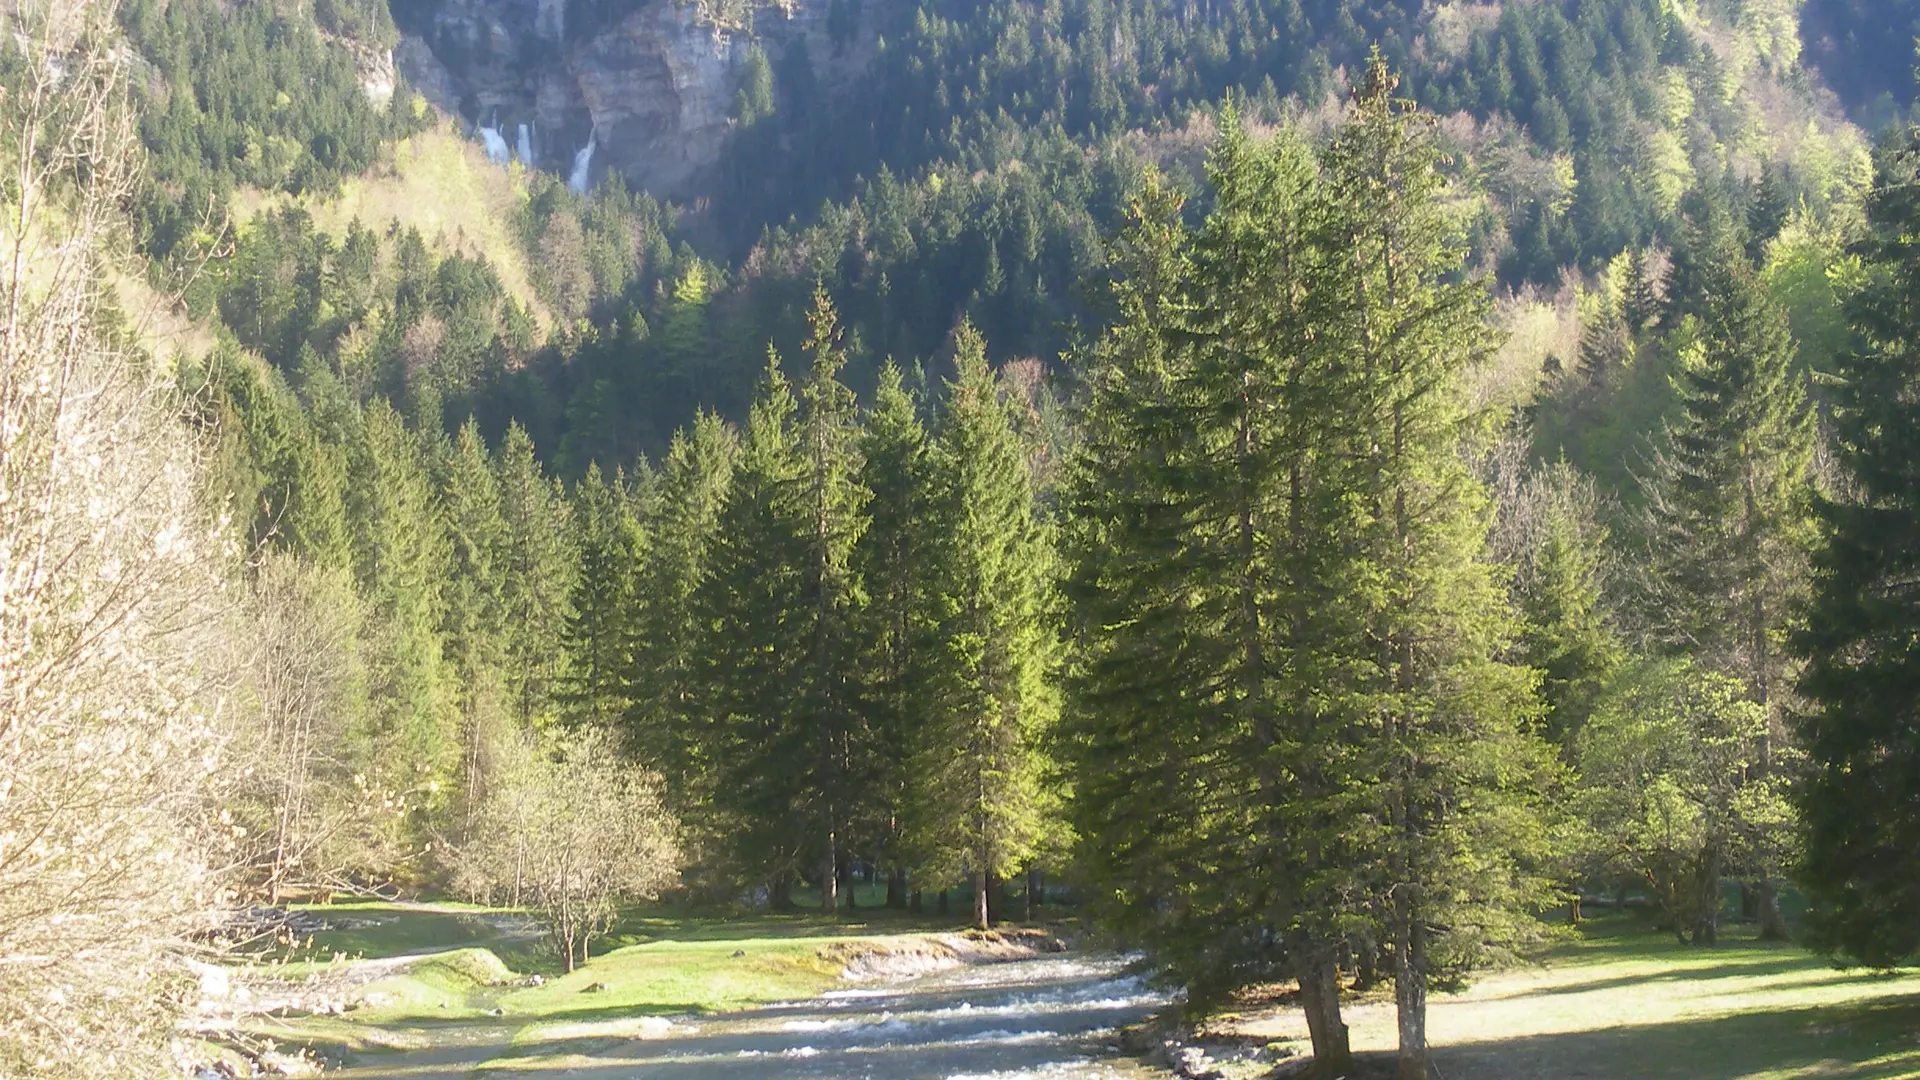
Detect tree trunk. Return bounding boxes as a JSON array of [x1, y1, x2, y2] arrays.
[[1027, 867, 1043, 911], [1394, 901, 1430, 1080], [938, 888, 949, 916], [1692, 846, 1720, 946], [910, 888, 923, 915], [1290, 939, 1352, 1077], [770, 876, 794, 912], [1757, 878, 1789, 940], [1353, 936, 1379, 992], [973, 869, 990, 929], [844, 859, 858, 911], [986, 872, 1006, 925], [1569, 892, 1582, 925], [822, 833, 839, 915], [887, 865, 906, 910]]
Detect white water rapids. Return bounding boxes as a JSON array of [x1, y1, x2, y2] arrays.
[[555, 954, 1176, 1079], [326, 952, 1176, 1079]]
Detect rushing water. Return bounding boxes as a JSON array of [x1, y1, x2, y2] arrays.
[[522, 953, 1174, 1080]]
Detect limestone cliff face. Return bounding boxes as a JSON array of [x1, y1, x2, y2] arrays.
[[393, 0, 851, 199]]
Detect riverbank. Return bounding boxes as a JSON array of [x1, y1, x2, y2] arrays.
[[202, 904, 1075, 1076]]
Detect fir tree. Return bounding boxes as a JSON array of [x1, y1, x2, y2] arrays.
[[912, 323, 1059, 930], [562, 463, 645, 728], [494, 423, 578, 728], [854, 359, 933, 908], [1643, 196, 1813, 941], [1795, 131, 1920, 966], [1321, 59, 1557, 1079], [435, 419, 510, 836], [344, 400, 458, 834], [628, 413, 736, 801]]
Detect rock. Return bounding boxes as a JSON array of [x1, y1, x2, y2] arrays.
[[1170, 1045, 1223, 1080], [392, 0, 870, 196]]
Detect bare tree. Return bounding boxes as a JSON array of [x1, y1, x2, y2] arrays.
[[0, 1, 243, 1072], [459, 727, 679, 971]]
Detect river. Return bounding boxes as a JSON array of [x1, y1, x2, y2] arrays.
[[399, 952, 1181, 1080]]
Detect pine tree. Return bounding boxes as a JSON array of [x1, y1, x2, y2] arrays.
[[912, 323, 1058, 930], [562, 463, 644, 728], [1643, 195, 1813, 942], [1795, 130, 1920, 966], [1065, 121, 1371, 1069], [495, 423, 578, 728]]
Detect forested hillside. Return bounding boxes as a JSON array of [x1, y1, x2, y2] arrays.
[[12, 0, 1920, 1076]]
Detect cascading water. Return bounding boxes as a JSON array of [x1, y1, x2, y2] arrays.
[[477, 109, 510, 166], [516, 123, 535, 166], [568, 132, 597, 194]]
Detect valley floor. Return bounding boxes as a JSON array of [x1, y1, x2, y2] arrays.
[[216, 907, 1920, 1079]]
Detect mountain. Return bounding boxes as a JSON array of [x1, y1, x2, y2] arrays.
[[120, 0, 1893, 471]]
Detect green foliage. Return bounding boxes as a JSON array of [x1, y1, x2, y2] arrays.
[[121, 0, 415, 259], [910, 324, 1059, 927], [1577, 660, 1784, 944], [1795, 130, 1920, 966]]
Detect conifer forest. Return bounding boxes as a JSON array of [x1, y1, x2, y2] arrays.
[[8, 0, 1920, 1076]]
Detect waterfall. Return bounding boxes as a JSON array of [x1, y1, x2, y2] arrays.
[[568, 132, 597, 194], [516, 123, 534, 165], [476, 111, 510, 166]]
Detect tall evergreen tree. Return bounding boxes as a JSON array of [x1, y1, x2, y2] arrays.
[[1643, 195, 1814, 941], [628, 413, 736, 800], [1063, 125, 1368, 1072], [562, 463, 645, 728], [911, 323, 1058, 929], [854, 360, 933, 908], [495, 423, 579, 728], [789, 293, 872, 913], [696, 356, 813, 892], [1324, 62, 1557, 1079], [435, 419, 510, 836], [344, 400, 458, 842], [1795, 130, 1920, 966]]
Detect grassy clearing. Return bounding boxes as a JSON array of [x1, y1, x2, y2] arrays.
[[1231, 914, 1920, 1079], [233, 121, 550, 326], [240, 901, 978, 1070]]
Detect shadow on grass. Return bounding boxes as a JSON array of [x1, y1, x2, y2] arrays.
[[1510, 955, 1867, 999], [1439, 994, 1920, 1080]]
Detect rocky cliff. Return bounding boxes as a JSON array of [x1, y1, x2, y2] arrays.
[[392, 0, 858, 199]]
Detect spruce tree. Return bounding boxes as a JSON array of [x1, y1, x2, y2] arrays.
[[1795, 130, 1920, 966], [1063, 124, 1367, 1070], [790, 293, 871, 913], [1325, 62, 1557, 1080], [696, 355, 813, 891], [1644, 195, 1814, 941], [912, 323, 1058, 929], [344, 400, 458, 837], [562, 463, 644, 728], [435, 419, 510, 836], [854, 360, 932, 908], [627, 412, 736, 793], [494, 423, 578, 728]]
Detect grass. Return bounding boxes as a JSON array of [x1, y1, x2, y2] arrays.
[[233, 119, 551, 327], [1232, 913, 1920, 1079], [238, 903, 1920, 1079]]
